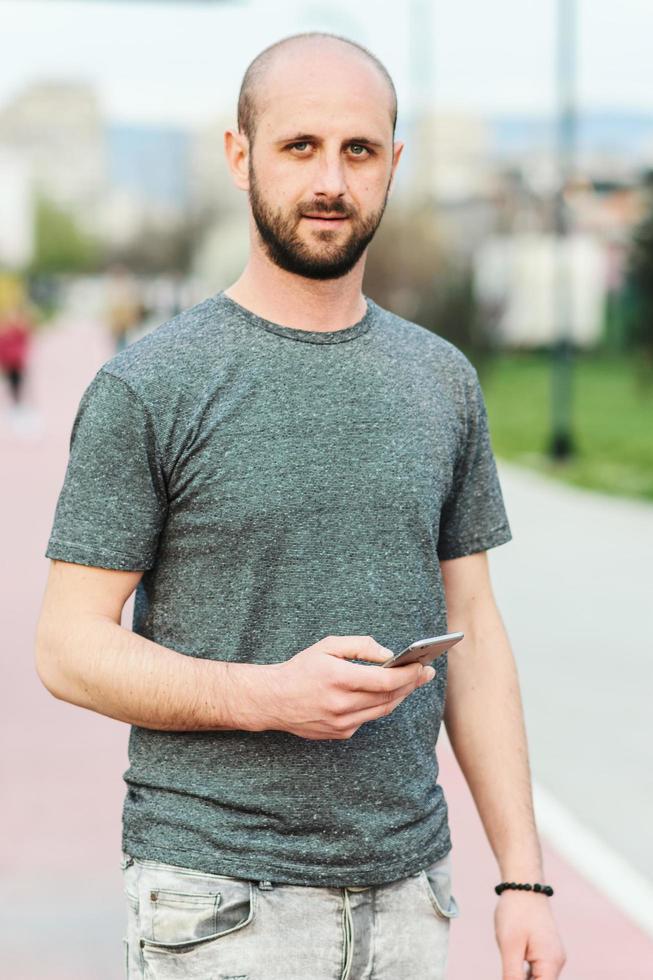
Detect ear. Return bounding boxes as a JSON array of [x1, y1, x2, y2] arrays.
[[387, 139, 405, 195], [224, 129, 250, 191]]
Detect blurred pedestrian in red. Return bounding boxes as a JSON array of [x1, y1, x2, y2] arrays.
[[0, 305, 31, 406]]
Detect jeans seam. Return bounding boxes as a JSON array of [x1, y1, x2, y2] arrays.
[[339, 890, 347, 980], [369, 886, 379, 980]]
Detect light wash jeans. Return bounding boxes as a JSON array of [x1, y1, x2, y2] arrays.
[[121, 849, 459, 979]]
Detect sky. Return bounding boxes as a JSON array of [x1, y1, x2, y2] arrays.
[[0, 0, 652, 128]]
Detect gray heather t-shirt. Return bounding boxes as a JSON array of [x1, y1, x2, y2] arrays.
[[46, 292, 512, 887]]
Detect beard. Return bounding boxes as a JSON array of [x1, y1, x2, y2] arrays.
[[248, 163, 390, 281]]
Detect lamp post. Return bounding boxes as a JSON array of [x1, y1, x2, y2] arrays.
[[549, 0, 577, 460]]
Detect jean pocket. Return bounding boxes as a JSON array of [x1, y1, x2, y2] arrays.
[[419, 853, 460, 921], [139, 874, 256, 953]]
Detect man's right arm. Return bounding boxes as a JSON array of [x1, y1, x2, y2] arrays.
[[35, 560, 433, 737]]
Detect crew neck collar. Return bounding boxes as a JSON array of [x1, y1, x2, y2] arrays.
[[216, 291, 375, 344]]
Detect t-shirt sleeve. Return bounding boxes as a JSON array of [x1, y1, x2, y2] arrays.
[[45, 369, 167, 570], [437, 365, 512, 560]]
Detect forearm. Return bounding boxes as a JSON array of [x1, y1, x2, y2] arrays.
[[36, 615, 272, 732], [444, 594, 544, 880]]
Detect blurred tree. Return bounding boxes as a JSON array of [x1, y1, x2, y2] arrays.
[[625, 183, 653, 383], [28, 196, 103, 276], [364, 202, 494, 376], [105, 212, 211, 276]]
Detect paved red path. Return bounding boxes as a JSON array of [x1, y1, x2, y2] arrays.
[[2, 317, 652, 978]]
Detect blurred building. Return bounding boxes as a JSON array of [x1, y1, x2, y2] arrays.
[[95, 185, 188, 251], [0, 82, 200, 259], [188, 115, 248, 291], [189, 114, 242, 218], [97, 124, 193, 250], [412, 111, 496, 204], [0, 148, 33, 267], [569, 179, 645, 240], [472, 178, 647, 348], [108, 123, 190, 210], [474, 232, 606, 347], [490, 110, 653, 187], [0, 81, 107, 223], [391, 102, 650, 349]]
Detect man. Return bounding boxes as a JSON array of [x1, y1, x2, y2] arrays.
[[36, 32, 565, 980]]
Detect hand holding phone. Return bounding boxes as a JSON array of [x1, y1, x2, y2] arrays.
[[381, 632, 464, 668]]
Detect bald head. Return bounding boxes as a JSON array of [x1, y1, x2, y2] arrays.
[[237, 32, 398, 145]]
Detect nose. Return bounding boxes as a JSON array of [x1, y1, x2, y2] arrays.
[[312, 148, 347, 199]]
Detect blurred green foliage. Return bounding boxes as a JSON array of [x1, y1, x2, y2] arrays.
[[482, 352, 653, 501], [625, 187, 653, 379], [28, 196, 103, 276]]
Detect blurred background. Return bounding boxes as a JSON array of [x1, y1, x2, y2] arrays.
[[1, 1, 652, 977]]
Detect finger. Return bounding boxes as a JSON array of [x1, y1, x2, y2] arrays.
[[344, 679, 424, 714], [501, 949, 529, 980], [530, 956, 561, 979], [337, 680, 431, 730], [318, 634, 393, 664]]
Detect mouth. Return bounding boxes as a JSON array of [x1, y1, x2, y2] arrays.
[[301, 214, 349, 226]]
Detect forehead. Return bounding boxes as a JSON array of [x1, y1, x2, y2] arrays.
[[255, 43, 394, 140]]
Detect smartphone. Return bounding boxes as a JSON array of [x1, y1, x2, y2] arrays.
[[381, 631, 464, 668]]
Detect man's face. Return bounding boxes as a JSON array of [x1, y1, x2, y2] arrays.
[[248, 158, 390, 281], [243, 47, 402, 280]]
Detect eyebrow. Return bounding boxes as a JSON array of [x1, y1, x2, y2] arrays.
[[276, 133, 385, 148]]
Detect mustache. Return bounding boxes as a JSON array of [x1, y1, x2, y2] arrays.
[[297, 199, 355, 218]]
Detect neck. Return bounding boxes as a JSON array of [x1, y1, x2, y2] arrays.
[[224, 241, 368, 332]]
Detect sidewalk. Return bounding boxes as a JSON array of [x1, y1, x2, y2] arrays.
[[1, 317, 652, 977], [1, 317, 126, 979]]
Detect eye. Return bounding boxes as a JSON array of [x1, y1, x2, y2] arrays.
[[348, 143, 371, 157], [288, 141, 312, 153]]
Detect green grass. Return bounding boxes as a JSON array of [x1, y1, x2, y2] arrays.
[[480, 353, 653, 502]]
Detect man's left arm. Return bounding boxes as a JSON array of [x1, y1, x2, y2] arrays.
[[441, 550, 566, 980]]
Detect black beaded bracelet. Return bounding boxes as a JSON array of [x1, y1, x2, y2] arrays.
[[495, 881, 554, 897]]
